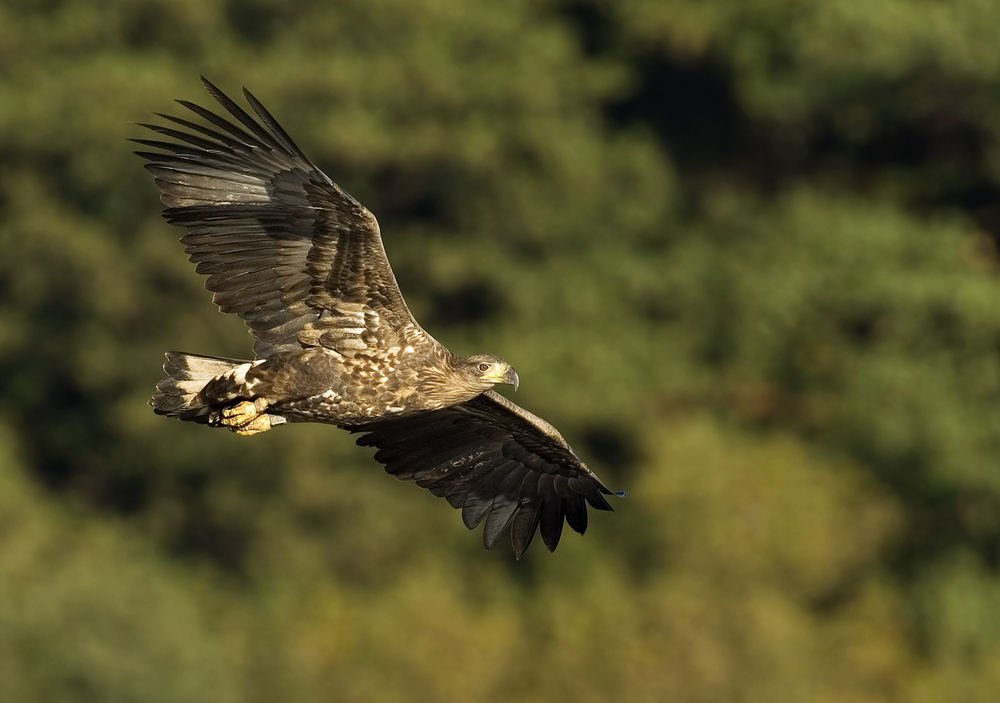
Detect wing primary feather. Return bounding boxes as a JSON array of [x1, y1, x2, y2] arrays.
[[584, 490, 614, 511], [154, 111, 251, 151], [461, 497, 492, 529], [482, 500, 519, 550], [176, 99, 269, 150], [137, 123, 229, 152], [243, 87, 310, 161], [564, 494, 588, 535], [539, 497, 565, 552], [131, 137, 206, 156], [510, 502, 542, 560], [200, 77, 285, 153]]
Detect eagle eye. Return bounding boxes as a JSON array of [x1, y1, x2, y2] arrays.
[[478, 362, 491, 372]]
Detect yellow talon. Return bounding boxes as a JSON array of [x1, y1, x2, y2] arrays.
[[231, 414, 272, 436], [221, 398, 269, 427]]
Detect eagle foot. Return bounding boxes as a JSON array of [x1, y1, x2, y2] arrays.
[[221, 398, 271, 435], [231, 414, 272, 436]]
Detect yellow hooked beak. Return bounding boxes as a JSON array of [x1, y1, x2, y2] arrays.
[[506, 367, 519, 391], [484, 365, 519, 391]]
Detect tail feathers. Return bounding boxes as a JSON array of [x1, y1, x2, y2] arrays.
[[151, 352, 251, 422]]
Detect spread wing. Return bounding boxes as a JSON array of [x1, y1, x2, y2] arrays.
[[135, 77, 424, 357], [349, 390, 623, 558]]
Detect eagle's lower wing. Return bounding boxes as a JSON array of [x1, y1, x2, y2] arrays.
[[135, 78, 423, 357], [349, 390, 622, 558]]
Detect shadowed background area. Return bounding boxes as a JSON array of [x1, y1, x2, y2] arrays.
[[2, 1, 1000, 700]]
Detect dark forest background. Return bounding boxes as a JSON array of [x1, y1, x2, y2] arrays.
[[2, 1, 1000, 700]]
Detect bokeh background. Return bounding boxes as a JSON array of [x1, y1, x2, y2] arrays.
[[2, 1, 1000, 700]]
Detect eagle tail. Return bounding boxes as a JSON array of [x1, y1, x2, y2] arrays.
[[150, 351, 252, 422]]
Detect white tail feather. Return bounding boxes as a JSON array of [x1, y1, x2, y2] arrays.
[[150, 352, 251, 422]]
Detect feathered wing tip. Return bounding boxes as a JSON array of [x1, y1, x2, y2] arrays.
[[150, 351, 244, 422], [361, 433, 623, 560], [351, 393, 626, 559], [131, 77, 320, 211], [197, 75, 307, 159], [510, 483, 621, 560], [497, 479, 616, 559]]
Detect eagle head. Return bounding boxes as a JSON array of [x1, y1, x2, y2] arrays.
[[463, 354, 519, 392]]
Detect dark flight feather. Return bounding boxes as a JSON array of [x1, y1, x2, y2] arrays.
[[350, 391, 617, 557]]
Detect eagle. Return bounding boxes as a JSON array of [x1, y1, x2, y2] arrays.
[[136, 78, 622, 558]]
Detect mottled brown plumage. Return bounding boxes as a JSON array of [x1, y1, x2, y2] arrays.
[[139, 78, 621, 558]]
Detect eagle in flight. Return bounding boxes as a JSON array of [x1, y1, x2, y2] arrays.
[[137, 78, 621, 558]]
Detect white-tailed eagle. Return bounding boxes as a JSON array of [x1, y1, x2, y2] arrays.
[[137, 78, 622, 558]]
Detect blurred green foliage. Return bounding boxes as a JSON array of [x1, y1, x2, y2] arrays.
[[2, 0, 999, 700]]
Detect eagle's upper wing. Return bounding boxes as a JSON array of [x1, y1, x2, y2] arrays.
[[136, 78, 422, 357], [349, 390, 623, 558]]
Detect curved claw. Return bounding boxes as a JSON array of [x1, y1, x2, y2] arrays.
[[220, 398, 271, 434], [231, 414, 272, 436]]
